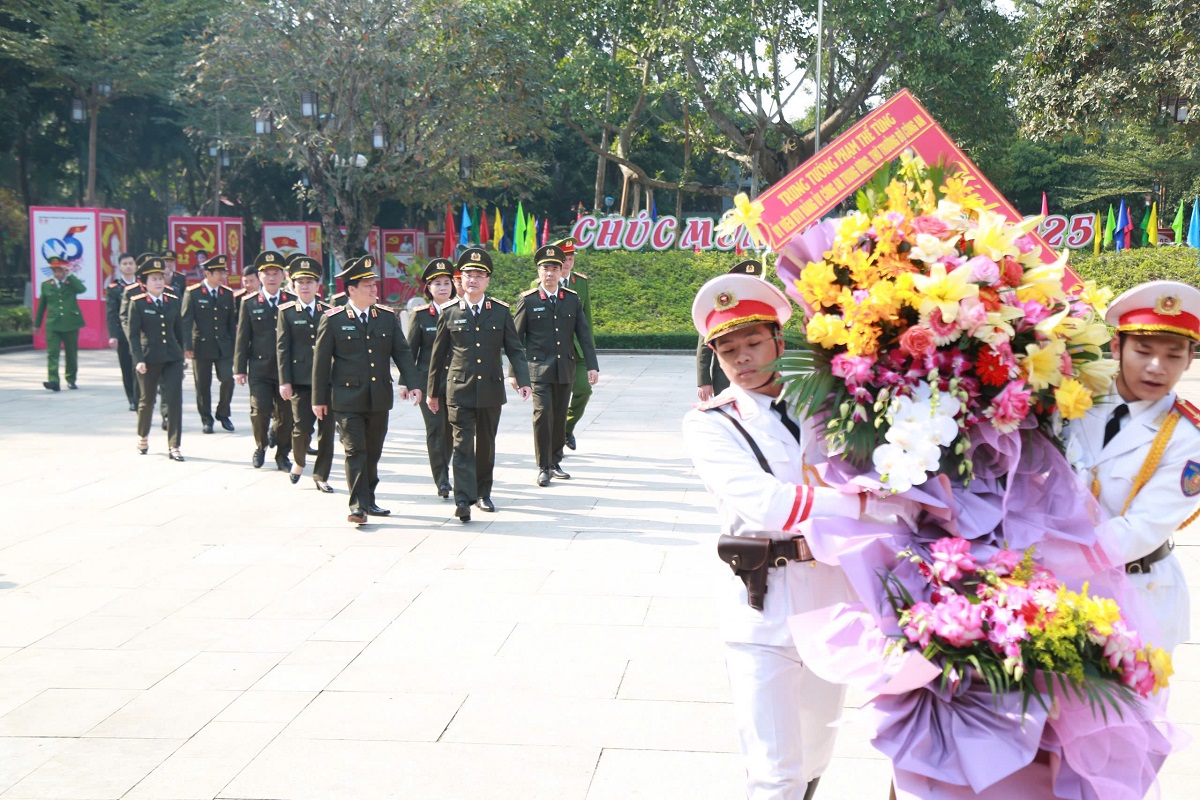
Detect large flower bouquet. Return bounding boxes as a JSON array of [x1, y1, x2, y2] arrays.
[[730, 155, 1183, 799], [887, 538, 1172, 711], [774, 155, 1116, 492]]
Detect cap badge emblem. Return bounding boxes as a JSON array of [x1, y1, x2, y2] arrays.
[[1155, 294, 1182, 316], [714, 291, 737, 311]]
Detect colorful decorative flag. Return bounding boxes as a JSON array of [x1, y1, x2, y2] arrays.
[[495, 209, 505, 252], [442, 204, 457, 259], [541, 218, 549, 248], [1136, 206, 1150, 246], [1040, 191, 1049, 217], [460, 203, 472, 246], [1146, 202, 1158, 247], [1103, 205, 1115, 249], [514, 202, 526, 256], [1188, 198, 1200, 248], [478, 207, 490, 247], [1171, 202, 1186, 244], [1115, 199, 1129, 252], [525, 214, 536, 254], [1093, 212, 1101, 256], [650, 195, 658, 223]]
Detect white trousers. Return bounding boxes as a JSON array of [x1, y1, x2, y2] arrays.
[[725, 641, 846, 800]]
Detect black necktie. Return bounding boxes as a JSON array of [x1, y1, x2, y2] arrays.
[[155, 298, 163, 309], [547, 292, 556, 306], [772, 399, 801, 442], [472, 304, 480, 317], [359, 311, 367, 325], [1103, 403, 1129, 447]]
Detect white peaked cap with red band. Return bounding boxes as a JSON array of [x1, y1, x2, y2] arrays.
[[692, 273, 792, 344], [1106, 280, 1200, 342]]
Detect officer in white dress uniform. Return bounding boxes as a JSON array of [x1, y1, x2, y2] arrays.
[[1065, 280, 1200, 653], [682, 272, 917, 800]]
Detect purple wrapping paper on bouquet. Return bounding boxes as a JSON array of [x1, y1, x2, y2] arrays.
[[789, 427, 1183, 798]]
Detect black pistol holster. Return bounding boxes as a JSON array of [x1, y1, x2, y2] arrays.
[[717, 534, 772, 611]]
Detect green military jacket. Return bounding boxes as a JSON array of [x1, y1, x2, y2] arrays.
[[512, 285, 599, 385], [118, 281, 145, 336], [168, 272, 188, 299], [560, 271, 591, 359], [277, 298, 332, 387], [405, 302, 443, 382], [181, 281, 237, 360], [105, 276, 138, 339], [125, 291, 185, 364], [35, 274, 86, 332], [234, 290, 296, 383], [696, 335, 730, 393], [312, 303, 420, 413], [427, 296, 530, 409]]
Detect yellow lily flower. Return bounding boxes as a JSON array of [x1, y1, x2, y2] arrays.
[[910, 262, 978, 323], [1020, 340, 1066, 390]]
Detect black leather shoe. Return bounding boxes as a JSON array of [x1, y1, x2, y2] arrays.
[[565, 432, 576, 450], [252, 449, 265, 468], [67, 382, 78, 390], [314, 479, 334, 493], [168, 449, 185, 462], [202, 422, 214, 434], [268, 432, 276, 448], [550, 465, 571, 480], [476, 497, 496, 513], [437, 483, 451, 499], [348, 509, 367, 524], [307, 447, 319, 456], [129, 401, 137, 411], [536, 470, 551, 487], [365, 504, 391, 517], [275, 454, 292, 472], [43, 381, 60, 392], [289, 473, 301, 484], [218, 417, 235, 432], [455, 502, 471, 522]]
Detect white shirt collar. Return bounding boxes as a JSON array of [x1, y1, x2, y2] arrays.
[[261, 290, 281, 304], [348, 301, 369, 317]]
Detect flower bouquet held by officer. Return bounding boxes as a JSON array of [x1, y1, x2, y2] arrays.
[[683, 272, 917, 800], [426, 248, 531, 523], [406, 258, 457, 499], [513, 244, 599, 487], [106, 251, 140, 408], [1064, 281, 1200, 654], [235, 250, 296, 471], [35, 256, 86, 392], [125, 256, 186, 461], [312, 256, 422, 525], [181, 255, 237, 434], [277, 255, 336, 493]]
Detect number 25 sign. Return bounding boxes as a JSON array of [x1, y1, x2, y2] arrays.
[[1036, 214, 1097, 249]]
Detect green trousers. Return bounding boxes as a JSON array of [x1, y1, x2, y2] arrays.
[[564, 362, 593, 436], [45, 328, 80, 384]]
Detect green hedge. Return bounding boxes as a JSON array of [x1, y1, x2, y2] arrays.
[[1070, 248, 1200, 295], [0, 305, 31, 332], [0, 331, 32, 347]]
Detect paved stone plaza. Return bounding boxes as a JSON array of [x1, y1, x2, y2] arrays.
[[0, 349, 1196, 799]]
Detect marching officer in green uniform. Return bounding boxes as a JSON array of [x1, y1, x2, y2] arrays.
[[35, 257, 86, 392], [233, 264, 260, 326], [278, 255, 336, 493], [555, 237, 594, 451], [235, 250, 296, 471], [427, 247, 531, 523], [125, 255, 186, 461], [513, 244, 599, 486], [697, 260, 762, 400], [121, 253, 174, 430], [163, 249, 189, 298], [106, 251, 140, 408], [406, 258, 457, 499], [312, 256, 423, 524], [181, 255, 238, 433]]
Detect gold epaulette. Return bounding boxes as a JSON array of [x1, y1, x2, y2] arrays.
[[374, 305, 395, 314], [519, 287, 539, 297], [572, 271, 589, 280], [561, 286, 578, 295], [186, 283, 203, 292], [164, 291, 178, 299], [490, 298, 510, 308], [1174, 398, 1200, 428], [123, 283, 141, 294], [278, 300, 297, 311], [324, 306, 342, 316]]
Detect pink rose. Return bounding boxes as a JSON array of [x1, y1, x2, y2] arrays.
[[1014, 234, 1037, 254], [929, 537, 978, 583], [965, 255, 1000, 285], [986, 549, 1022, 576], [831, 353, 876, 386], [929, 594, 987, 648], [912, 215, 950, 237], [899, 326, 936, 357], [987, 382, 1032, 433]]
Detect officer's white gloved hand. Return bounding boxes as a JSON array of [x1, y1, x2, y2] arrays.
[[864, 494, 922, 531]]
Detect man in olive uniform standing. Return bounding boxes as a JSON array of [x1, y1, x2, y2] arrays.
[[182, 255, 238, 433], [556, 238, 593, 451], [163, 249, 188, 298], [312, 256, 423, 524], [106, 251, 140, 409], [427, 247, 531, 522], [235, 250, 296, 470], [406, 258, 457, 498], [125, 256, 186, 461], [278, 255, 336, 493], [35, 257, 86, 391], [513, 244, 599, 486]]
